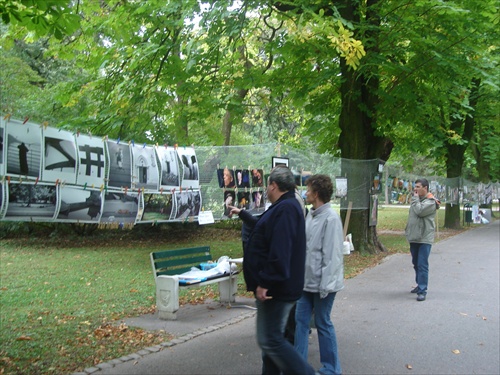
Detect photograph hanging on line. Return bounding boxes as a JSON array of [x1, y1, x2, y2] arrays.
[[174, 190, 201, 220], [5, 182, 58, 221], [157, 146, 180, 189], [236, 169, 250, 188], [107, 141, 132, 189], [56, 186, 102, 223], [5, 119, 42, 179], [42, 127, 77, 185], [141, 193, 175, 222], [101, 191, 140, 224], [251, 168, 264, 187], [223, 190, 236, 217], [76, 134, 106, 188], [178, 147, 199, 189], [131, 144, 160, 190]]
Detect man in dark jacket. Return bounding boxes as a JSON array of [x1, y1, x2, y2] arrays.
[[243, 166, 315, 375]]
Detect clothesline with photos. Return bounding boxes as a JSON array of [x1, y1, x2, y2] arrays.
[[0, 116, 203, 226]]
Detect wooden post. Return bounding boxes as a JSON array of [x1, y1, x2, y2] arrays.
[[343, 201, 353, 239]]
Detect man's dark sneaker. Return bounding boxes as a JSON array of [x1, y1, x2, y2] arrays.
[[417, 294, 426, 302], [411, 287, 419, 293]]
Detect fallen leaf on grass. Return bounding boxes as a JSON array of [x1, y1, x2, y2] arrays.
[[452, 349, 460, 354], [16, 335, 32, 341]]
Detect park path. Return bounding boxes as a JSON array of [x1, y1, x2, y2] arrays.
[[76, 219, 499, 375]]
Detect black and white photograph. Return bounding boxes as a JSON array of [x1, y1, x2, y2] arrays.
[[5, 182, 58, 221], [0, 119, 5, 176], [235, 169, 250, 188], [156, 146, 180, 189], [42, 127, 77, 184], [131, 144, 159, 190], [56, 186, 102, 222], [5, 119, 42, 179], [76, 134, 106, 188], [107, 141, 132, 189], [174, 190, 201, 220], [335, 176, 348, 198], [141, 193, 175, 222], [223, 190, 236, 217], [272, 156, 289, 168], [178, 147, 199, 189], [100, 191, 140, 224]]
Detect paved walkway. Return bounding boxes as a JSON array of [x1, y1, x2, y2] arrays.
[[75, 219, 499, 375]]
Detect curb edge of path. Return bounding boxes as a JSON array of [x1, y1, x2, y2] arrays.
[[70, 310, 257, 375]]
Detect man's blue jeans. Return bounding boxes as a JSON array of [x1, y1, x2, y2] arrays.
[[410, 242, 432, 295], [256, 299, 316, 375], [294, 292, 341, 375]]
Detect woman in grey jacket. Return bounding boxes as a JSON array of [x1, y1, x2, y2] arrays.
[[294, 175, 344, 375]]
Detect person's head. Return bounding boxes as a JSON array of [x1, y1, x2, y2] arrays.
[[414, 178, 429, 198], [223, 167, 233, 187], [306, 174, 333, 207], [267, 166, 295, 203]]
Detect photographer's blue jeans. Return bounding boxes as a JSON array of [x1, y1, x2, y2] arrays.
[[295, 292, 341, 375], [410, 242, 431, 294], [256, 299, 315, 375]]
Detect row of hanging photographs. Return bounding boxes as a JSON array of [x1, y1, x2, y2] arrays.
[[0, 117, 199, 192], [217, 168, 265, 189], [0, 181, 201, 224]]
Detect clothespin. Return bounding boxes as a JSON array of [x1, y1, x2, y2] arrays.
[[128, 140, 132, 146], [83, 182, 87, 190], [174, 144, 178, 150], [91, 184, 94, 189], [124, 187, 128, 195], [77, 130, 80, 137], [3, 114, 11, 121], [42, 121, 49, 129], [160, 188, 163, 194], [142, 143, 146, 149], [88, 131, 92, 139], [117, 137, 120, 144], [55, 179, 60, 186], [19, 176, 23, 183], [23, 117, 29, 124], [7, 176, 10, 184], [35, 177, 39, 186], [100, 184, 104, 192]]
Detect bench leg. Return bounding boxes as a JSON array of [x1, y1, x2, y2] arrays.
[[218, 275, 238, 303], [156, 275, 179, 320]]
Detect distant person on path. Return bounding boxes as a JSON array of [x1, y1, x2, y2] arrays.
[[405, 178, 441, 302], [241, 166, 315, 375], [294, 174, 344, 375]]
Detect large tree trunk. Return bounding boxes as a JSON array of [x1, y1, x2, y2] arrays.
[[337, 0, 393, 254], [443, 78, 479, 228]]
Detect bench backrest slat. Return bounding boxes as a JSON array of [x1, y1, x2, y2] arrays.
[[150, 246, 213, 277]]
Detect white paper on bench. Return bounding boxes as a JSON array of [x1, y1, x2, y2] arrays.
[[178, 259, 236, 280]]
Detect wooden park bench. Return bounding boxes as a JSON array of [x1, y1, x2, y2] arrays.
[[150, 246, 240, 320]]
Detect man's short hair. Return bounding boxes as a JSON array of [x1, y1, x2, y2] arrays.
[[269, 166, 296, 192], [415, 178, 429, 190], [306, 174, 333, 203]]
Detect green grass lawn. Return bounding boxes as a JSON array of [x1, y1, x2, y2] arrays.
[[0, 207, 478, 374]]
